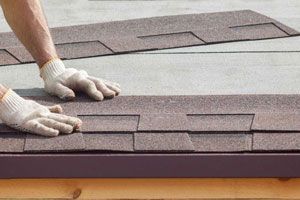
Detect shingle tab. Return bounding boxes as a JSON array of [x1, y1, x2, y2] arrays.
[[84, 133, 133, 151], [252, 113, 300, 132], [24, 133, 85, 152], [190, 133, 252, 152], [0, 133, 25, 152], [134, 132, 194, 152], [138, 114, 188, 131], [188, 114, 254, 132], [253, 132, 300, 151], [78, 115, 139, 132]]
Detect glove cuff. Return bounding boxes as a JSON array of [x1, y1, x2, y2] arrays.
[[40, 58, 66, 82], [0, 89, 25, 118]]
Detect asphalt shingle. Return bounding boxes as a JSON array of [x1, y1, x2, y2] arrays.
[[79, 115, 139, 132], [187, 114, 254, 132], [190, 133, 252, 152], [253, 132, 300, 151], [0, 133, 25, 153], [24, 132, 85, 152], [84, 133, 134, 152], [252, 113, 300, 132], [134, 132, 194, 152]]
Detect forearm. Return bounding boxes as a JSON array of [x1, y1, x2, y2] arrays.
[[0, 0, 57, 67]]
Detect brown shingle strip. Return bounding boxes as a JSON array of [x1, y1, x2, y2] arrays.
[[39, 95, 300, 116], [134, 132, 194, 152], [190, 133, 252, 152], [84, 133, 134, 152], [187, 114, 254, 132], [78, 115, 139, 132], [0, 50, 20, 65], [24, 132, 85, 152], [1, 10, 299, 66], [138, 114, 188, 131], [253, 132, 300, 151], [252, 113, 300, 132], [0, 133, 25, 153]]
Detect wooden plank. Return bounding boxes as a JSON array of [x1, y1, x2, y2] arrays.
[[0, 178, 300, 199]]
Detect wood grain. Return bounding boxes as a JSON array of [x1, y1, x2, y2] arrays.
[[0, 178, 300, 199]]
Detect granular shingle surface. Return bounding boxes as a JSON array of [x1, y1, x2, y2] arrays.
[[0, 10, 299, 66], [0, 133, 25, 152], [24, 132, 85, 152], [134, 132, 194, 152], [79, 115, 139, 132], [253, 133, 300, 151], [252, 113, 300, 131], [56, 41, 113, 59], [138, 114, 188, 131], [187, 114, 254, 132], [190, 133, 252, 152], [84, 133, 134, 152]]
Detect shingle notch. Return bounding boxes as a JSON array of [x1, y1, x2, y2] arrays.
[[252, 113, 300, 132], [138, 114, 189, 132], [188, 114, 254, 132], [78, 115, 139, 132], [134, 132, 194, 152], [24, 132, 85, 152], [253, 132, 300, 151], [190, 133, 252, 152], [0, 133, 25, 153], [84, 133, 134, 152]]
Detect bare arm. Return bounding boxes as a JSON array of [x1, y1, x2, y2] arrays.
[[0, 0, 57, 67]]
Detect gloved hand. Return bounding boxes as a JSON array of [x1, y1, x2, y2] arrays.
[[0, 89, 82, 137], [40, 58, 121, 101]]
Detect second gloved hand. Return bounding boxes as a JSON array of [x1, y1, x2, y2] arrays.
[[40, 58, 121, 101], [0, 89, 82, 137]]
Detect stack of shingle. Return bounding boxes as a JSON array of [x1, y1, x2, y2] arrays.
[[1, 95, 300, 153]]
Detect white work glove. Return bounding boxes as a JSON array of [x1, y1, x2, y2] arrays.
[[0, 89, 82, 137], [40, 58, 121, 101]]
